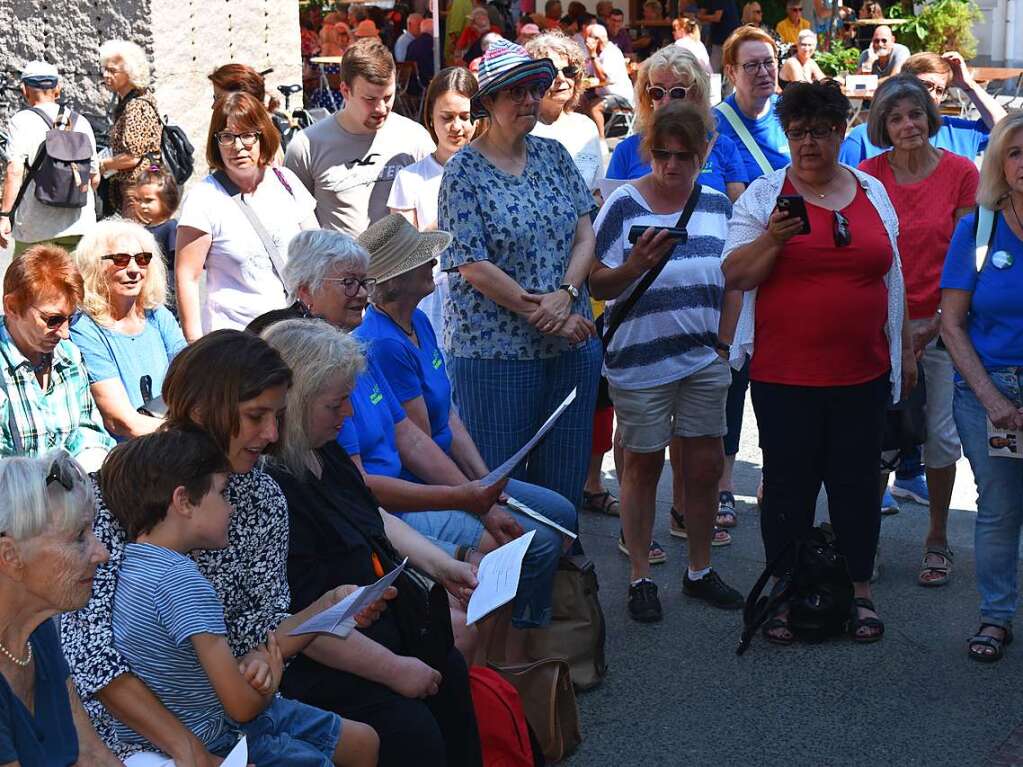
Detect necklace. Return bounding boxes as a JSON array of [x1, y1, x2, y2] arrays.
[[0, 636, 32, 667], [801, 174, 838, 199], [375, 305, 415, 337]]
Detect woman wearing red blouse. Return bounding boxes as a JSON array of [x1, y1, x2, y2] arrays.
[[859, 75, 979, 590], [723, 81, 915, 645]]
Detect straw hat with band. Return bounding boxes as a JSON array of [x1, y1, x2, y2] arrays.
[[470, 38, 556, 120], [357, 214, 453, 284]]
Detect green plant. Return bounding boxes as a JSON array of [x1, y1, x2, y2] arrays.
[[815, 41, 862, 76], [888, 0, 982, 58]]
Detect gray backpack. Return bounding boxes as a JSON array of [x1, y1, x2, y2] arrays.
[[12, 106, 92, 212]]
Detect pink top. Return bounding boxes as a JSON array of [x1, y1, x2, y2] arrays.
[[859, 150, 978, 319]]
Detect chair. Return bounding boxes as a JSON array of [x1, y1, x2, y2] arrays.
[[605, 103, 636, 138], [394, 61, 422, 119]]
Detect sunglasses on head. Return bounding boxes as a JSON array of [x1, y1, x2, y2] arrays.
[[650, 148, 698, 163], [46, 454, 80, 492], [102, 252, 154, 268], [646, 84, 687, 102], [833, 210, 852, 248]]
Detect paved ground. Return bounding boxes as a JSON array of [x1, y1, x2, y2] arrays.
[[565, 397, 1023, 767]]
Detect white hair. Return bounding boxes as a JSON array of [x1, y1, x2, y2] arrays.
[[587, 23, 609, 42], [100, 40, 151, 89], [0, 451, 94, 541], [283, 229, 370, 297], [797, 29, 817, 43]]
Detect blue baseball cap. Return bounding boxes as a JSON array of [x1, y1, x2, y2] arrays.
[[20, 61, 60, 89]]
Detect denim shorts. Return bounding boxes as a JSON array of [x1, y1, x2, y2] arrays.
[[208, 697, 342, 767]]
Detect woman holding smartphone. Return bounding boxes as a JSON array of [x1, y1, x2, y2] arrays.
[[722, 81, 914, 645]]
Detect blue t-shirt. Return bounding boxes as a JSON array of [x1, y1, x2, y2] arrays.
[[337, 357, 408, 479], [839, 116, 991, 166], [112, 543, 232, 747], [713, 94, 791, 182], [0, 620, 77, 767], [71, 306, 186, 410], [358, 305, 454, 455], [606, 132, 749, 193], [940, 211, 1023, 370]]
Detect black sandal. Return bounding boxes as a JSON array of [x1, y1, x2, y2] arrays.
[[582, 489, 620, 516], [968, 623, 1013, 663], [849, 597, 885, 643]]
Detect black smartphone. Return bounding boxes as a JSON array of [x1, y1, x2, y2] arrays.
[[776, 195, 811, 235], [626, 225, 689, 245]]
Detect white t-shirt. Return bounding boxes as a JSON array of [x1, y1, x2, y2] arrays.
[[177, 167, 316, 333], [531, 113, 605, 192], [674, 37, 713, 75], [597, 43, 635, 104], [6, 103, 98, 243], [386, 153, 449, 340]]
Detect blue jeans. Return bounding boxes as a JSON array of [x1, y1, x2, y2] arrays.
[[954, 368, 1023, 629], [449, 339, 602, 510], [398, 478, 576, 628], [209, 697, 341, 766]]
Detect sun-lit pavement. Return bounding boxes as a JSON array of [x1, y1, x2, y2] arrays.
[[566, 397, 1023, 767]]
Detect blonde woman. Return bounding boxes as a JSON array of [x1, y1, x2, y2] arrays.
[[672, 17, 712, 75], [71, 218, 186, 439]]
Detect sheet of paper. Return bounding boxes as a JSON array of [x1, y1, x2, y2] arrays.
[[504, 497, 577, 540], [290, 558, 407, 638], [466, 530, 536, 625], [220, 736, 248, 767], [480, 389, 577, 487], [987, 420, 1023, 458], [598, 177, 629, 199]]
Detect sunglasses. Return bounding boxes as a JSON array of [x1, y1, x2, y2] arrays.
[[33, 307, 79, 330], [102, 252, 154, 268], [650, 148, 698, 163], [784, 125, 838, 141], [646, 84, 688, 102], [505, 83, 548, 103], [214, 130, 261, 148], [46, 454, 80, 492], [833, 210, 852, 248], [323, 277, 378, 297], [559, 65, 580, 78]]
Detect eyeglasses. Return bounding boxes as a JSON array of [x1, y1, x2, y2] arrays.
[[922, 81, 947, 99], [739, 58, 777, 75], [833, 210, 852, 248], [46, 454, 80, 492], [784, 125, 838, 141], [102, 252, 154, 268], [650, 148, 698, 163], [646, 84, 688, 102], [33, 307, 79, 330], [558, 65, 580, 78], [504, 83, 548, 103], [323, 277, 378, 296], [214, 130, 261, 147]]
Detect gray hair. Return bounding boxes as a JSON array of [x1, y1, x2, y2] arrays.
[[867, 74, 940, 149], [0, 451, 94, 540], [99, 40, 151, 89], [260, 319, 366, 476], [283, 229, 370, 298]]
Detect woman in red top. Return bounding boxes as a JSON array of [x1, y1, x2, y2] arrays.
[[859, 75, 978, 589], [724, 81, 915, 645]]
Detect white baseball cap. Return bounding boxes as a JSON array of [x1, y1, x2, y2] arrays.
[[20, 60, 60, 89]]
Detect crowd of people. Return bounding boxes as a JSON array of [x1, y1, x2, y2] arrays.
[[1, 5, 1022, 764]]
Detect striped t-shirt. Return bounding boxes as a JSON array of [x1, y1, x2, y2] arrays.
[[594, 183, 732, 389], [111, 542, 233, 746]]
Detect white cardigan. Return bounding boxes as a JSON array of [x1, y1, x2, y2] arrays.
[[722, 165, 907, 402]]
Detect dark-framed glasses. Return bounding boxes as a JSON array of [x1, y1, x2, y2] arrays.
[[650, 148, 698, 163], [833, 210, 852, 248], [922, 80, 947, 99], [214, 130, 261, 148], [784, 125, 838, 142], [646, 84, 688, 102], [102, 252, 153, 268], [33, 307, 79, 330], [323, 277, 378, 297], [740, 58, 776, 75]]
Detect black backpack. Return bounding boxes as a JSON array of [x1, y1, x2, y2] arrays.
[[134, 97, 195, 186], [737, 524, 854, 654], [6, 106, 92, 214]]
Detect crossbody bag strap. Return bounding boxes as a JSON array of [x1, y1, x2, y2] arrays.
[[974, 204, 998, 273], [601, 183, 702, 350], [0, 108, 56, 219], [715, 101, 774, 177], [214, 169, 290, 290]]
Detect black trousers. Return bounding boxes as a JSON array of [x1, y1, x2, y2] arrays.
[[751, 373, 889, 582]]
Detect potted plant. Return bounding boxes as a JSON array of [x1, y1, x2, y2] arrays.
[[888, 0, 983, 58], [815, 40, 862, 77]]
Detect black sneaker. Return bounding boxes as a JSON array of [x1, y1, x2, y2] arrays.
[[628, 579, 662, 623], [683, 569, 744, 610]]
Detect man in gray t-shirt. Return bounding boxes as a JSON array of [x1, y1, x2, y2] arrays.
[[285, 39, 435, 236], [858, 26, 910, 79]]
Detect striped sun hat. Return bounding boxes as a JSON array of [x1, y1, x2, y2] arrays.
[[470, 38, 556, 120]]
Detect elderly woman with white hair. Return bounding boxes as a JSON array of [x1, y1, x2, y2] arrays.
[[98, 40, 164, 213], [778, 29, 826, 87], [71, 217, 186, 439], [0, 450, 117, 765]]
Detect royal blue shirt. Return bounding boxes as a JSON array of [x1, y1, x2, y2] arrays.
[[337, 356, 408, 480], [941, 211, 1023, 370], [606, 132, 749, 192], [0, 620, 78, 767], [840, 116, 991, 166], [713, 94, 791, 182], [359, 305, 454, 455]]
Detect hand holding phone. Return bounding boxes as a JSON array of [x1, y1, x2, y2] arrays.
[[775, 195, 811, 235], [627, 225, 689, 245]]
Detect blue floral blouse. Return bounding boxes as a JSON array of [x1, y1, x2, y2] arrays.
[[438, 135, 596, 360]]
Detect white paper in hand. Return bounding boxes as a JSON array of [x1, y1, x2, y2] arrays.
[[987, 419, 1023, 458], [221, 736, 248, 767], [504, 497, 577, 539], [466, 530, 536, 625], [289, 558, 408, 638], [480, 389, 577, 487]]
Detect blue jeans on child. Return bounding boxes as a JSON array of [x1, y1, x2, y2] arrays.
[[208, 697, 341, 766], [397, 477, 576, 629], [953, 368, 1023, 629]]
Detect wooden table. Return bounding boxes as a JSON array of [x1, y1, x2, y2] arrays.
[[844, 88, 876, 126], [971, 66, 1023, 99], [851, 17, 910, 26], [629, 19, 673, 27]]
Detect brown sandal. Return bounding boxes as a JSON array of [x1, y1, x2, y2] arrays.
[[918, 546, 953, 587]]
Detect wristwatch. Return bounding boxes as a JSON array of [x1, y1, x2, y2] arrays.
[[559, 283, 580, 300], [714, 340, 730, 354]]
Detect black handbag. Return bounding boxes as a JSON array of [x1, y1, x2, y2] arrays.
[[881, 363, 926, 471]]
